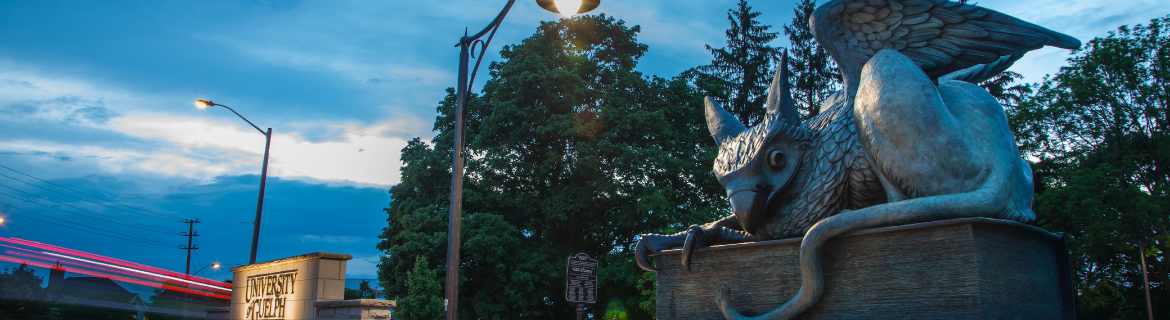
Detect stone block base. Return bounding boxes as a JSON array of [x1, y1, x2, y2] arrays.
[[205, 307, 229, 320], [314, 299, 396, 320], [652, 218, 1074, 319]]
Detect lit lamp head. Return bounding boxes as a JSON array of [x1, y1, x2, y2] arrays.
[[536, 0, 599, 17], [195, 100, 214, 109], [213, 263, 220, 269]]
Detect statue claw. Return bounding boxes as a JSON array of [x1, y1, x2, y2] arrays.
[[681, 225, 704, 272], [635, 236, 661, 272]]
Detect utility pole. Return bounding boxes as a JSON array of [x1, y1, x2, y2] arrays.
[[1136, 234, 1155, 320], [181, 219, 201, 275], [180, 218, 200, 320]]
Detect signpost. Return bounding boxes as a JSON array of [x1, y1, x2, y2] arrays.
[[566, 253, 598, 320]]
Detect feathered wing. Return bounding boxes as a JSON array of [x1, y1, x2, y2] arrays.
[[811, 0, 1080, 90]]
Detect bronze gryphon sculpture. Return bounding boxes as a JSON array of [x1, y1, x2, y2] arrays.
[[635, 0, 1080, 318]]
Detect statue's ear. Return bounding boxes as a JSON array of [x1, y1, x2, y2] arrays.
[[705, 96, 746, 146], [765, 49, 801, 127]]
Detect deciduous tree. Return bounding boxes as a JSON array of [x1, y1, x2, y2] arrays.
[[1003, 16, 1169, 319], [378, 15, 725, 319]]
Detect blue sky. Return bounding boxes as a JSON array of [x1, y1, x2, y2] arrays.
[[0, 0, 1162, 281]]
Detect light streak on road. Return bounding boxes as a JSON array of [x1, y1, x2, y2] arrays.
[[41, 252, 228, 292], [0, 236, 231, 300]]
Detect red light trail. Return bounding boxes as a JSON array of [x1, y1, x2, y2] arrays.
[[0, 236, 231, 300]]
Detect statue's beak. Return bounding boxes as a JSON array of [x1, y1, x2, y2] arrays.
[[729, 185, 771, 235]]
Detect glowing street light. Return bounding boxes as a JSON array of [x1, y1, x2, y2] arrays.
[[192, 263, 221, 276], [444, 1, 599, 319], [194, 99, 273, 265], [537, 0, 599, 16]]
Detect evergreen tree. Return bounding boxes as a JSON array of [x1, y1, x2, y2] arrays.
[[397, 257, 443, 320], [783, 0, 842, 120], [694, 0, 783, 126], [378, 15, 725, 320], [1003, 16, 1170, 319]]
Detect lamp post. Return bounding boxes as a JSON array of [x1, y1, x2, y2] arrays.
[[195, 100, 272, 265], [444, 1, 598, 319]]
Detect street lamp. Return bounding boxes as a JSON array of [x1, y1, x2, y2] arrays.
[[536, 0, 600, 17], [195, 100, 273, 265], [192, 263, 220, 276], [443, 1, 600, 319]]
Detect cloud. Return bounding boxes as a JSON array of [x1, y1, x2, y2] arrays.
[[1, 96, 120, 125], [107, 114, 410, 186], [297, 235, 364, 243], [0, 63, 411, 186]]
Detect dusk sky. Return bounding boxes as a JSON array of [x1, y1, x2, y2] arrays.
[[0, 0, 1162, 281]]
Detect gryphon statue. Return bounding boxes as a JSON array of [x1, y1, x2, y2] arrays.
[[635, 0, 1080, 318]]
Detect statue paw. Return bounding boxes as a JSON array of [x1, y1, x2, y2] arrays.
[[635, 233, 672, 272], [636, 225, 715, 272]]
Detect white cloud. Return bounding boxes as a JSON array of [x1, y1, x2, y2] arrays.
[[0, 62, 410, 187], [107, 113, 409, 186]]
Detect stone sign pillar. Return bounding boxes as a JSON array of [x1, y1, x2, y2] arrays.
[[225, 252, 353, 320]]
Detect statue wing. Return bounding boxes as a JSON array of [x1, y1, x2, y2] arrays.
[[812, 0, 1080, 79]]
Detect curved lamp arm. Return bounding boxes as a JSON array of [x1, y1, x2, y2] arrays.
[[196, 100, 266, 136]]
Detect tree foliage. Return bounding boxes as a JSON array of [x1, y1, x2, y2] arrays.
[[378, 15, 725, 319], [0, 264, 54, 320], [999, 16, 1170, 319], [344, 280, 376, 300], [783, 0, 842, 120], [691, 0, 783, 126]]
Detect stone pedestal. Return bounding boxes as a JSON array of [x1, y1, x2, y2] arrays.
[[314, 299, 396, 319], [653, 218, 1074, 319]]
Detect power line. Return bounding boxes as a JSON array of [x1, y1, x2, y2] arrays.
[[0, 171, 180, 222], [195, 238, 207, 268], [0, 201, 179, 247], [0, 183, 181, 235], [0, 164, 184, 220], [0, 202, 180, 248]]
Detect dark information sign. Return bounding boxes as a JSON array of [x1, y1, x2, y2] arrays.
[[565, 253, 598, 305]]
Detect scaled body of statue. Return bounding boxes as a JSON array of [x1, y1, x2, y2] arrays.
[[635, 0, 1080, 319]]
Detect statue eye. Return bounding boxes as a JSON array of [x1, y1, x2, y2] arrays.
[[768, 150, 786, 168]]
